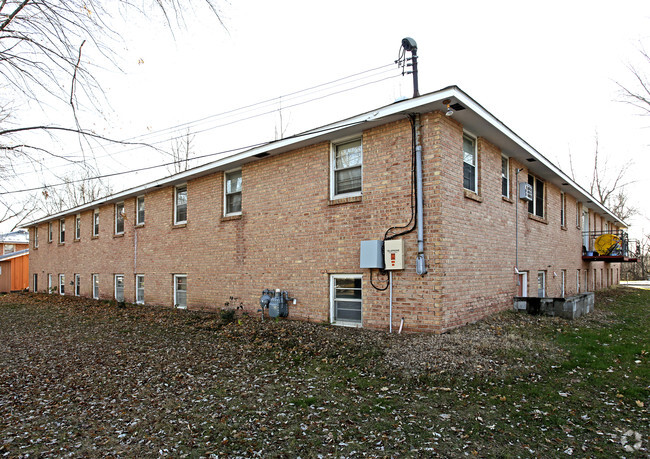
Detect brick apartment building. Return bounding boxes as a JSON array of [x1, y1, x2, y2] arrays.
[[26, 86, 633, 332]]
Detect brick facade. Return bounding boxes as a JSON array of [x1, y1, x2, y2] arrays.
[[27, 88, 625, 333]]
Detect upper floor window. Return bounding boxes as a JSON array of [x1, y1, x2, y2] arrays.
[[34, 228, 38, 248], [174, 185, 187, 225], [576, 202, 581, 228], [136, 196, 145, 225], [75, 214, 81, 240], [48, 222, 53, 242], [115, 202, 125, 235], [560, 192, 566, 227], [463, 133, 477, 193], [224, 169, 242, 216], [3, 244, 14, 254], [501, 155, 509, 198], [331, 138, 362, 198], [59, 218, 65, 243], [93, 209, 100, 236], [527, 174, 544, 218]]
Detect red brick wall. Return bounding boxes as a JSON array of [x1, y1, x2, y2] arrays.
[[28, 111, 621, 333]]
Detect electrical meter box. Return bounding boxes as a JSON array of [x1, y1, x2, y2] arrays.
[[360, 240, 384, 269], [384, 239, 405, 270]]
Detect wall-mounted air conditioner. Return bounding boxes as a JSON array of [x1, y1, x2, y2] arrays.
[[519, 182, 533, 201]]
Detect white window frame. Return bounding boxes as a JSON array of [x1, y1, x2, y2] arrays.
[[48, 222, 53, 242], [330, 274, 363, 327], [75, 214, 81, 240], [58, 273, 65, 295], [501, 155, 510, 198], [74, 273, 81, 296], [34, 227, 38, 248], [561, 270, 566, 297], [92, 274, 99, 299], [560, 192, 566, 227], [576, 269, 581, 293], [537, 271, 546, 297], [224, 169, 243, 216], [528, 174, 545, 218], [136, 196, 145, 226], [114, 274, 125, 302], [59, 218, 65, 244], [174, 184, 188, 225], [48, 273, 52, 294], [115, 202, 125, 235], [32, 273, 38, 292], [462, 132, 478, 193], [93, 209, 100, 237], [136, 274, 144, 304], [174, 274, 187, 309], [330, 137, 363, 200], [576, 202, 581, 228]]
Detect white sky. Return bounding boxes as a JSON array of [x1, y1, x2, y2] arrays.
[[4, 0, 650, 239]]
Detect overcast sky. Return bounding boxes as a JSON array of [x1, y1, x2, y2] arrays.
[[5, 0, 650, 238]]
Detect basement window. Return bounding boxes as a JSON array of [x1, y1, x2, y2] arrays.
[[114, 274, 125, 302], [92, 274, 99, 299], [330, 274, 362, 326], [136, 274, 144, 304], [174, 274, 187, 309], [331, 138, 362, 199]]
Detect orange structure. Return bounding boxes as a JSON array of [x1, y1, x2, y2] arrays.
[[0, 249, 29, 292]]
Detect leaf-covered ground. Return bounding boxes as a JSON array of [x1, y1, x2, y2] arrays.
[[0, 288, 647, 457]]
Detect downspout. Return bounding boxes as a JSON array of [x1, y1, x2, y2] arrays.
[[415, 114, 427, 275], [515, 168, 523, 275]]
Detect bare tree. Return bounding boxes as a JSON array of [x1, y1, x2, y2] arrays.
[[39, 172, 113, 215], [0, 0, 224, 228], [167, 129, 195, 175], [617, 46, 650, 116], [588, 135, 637, 222]]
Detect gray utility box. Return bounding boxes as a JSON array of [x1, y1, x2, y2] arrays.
[[360, 240, 384, 269]]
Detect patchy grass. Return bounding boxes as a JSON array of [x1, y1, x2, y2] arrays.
[[0, 288, 647, 457]]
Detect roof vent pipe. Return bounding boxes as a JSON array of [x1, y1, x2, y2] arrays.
[[399, 37, 420, 98]]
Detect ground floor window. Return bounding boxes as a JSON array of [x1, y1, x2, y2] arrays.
[[33, 274, 38, 293], [58, 274, 65, 295], [537, 271, 546, 297], [561, 270, 566, 297], [330, 274, 362, 325], [136, 275, 144, 304], [174, 274, 187, 309], [48, 274, 52, 294], [576, 269, 580, 293], [115, 274, 125, 302], [92, 274, 99, 299], [74, 274, 81, 296]]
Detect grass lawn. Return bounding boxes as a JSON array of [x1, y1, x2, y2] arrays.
[[0, 288, 647, 457]]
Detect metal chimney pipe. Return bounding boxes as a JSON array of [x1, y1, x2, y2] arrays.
[[401, 37, 420, 98]]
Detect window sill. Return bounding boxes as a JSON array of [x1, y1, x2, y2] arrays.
[[561, 225, 568, 231], [173, 223, 187, 229], [221, 214, 242, 222], [528, 214, 548, 224], [502, 196, 513, 204], [464, 190, 483, 203], [332, 320, 362, 328], [91, 235, 99, 240], [135, 223, 145, 228], [329, 196, 362, 206], [58, 242, 65, 246], [113, 233, 124, 239], [73, 239, 80, 243]]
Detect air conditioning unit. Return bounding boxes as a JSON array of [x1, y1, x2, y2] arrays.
[[519, 183, 533, 201]]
